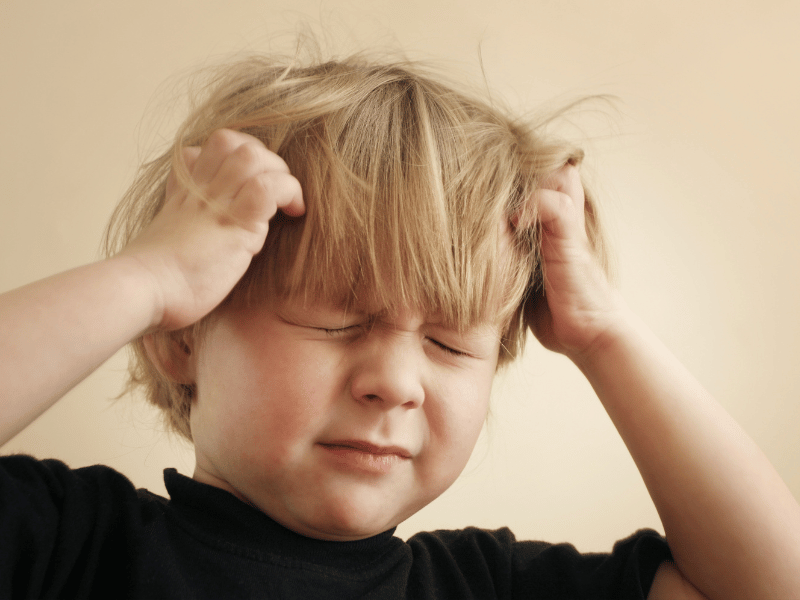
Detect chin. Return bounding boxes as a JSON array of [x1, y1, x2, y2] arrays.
[[294, 489, 414, 541], [310, 502, 398, 541]]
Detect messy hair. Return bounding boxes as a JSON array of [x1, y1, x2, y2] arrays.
[[104, 51, 609, 441]]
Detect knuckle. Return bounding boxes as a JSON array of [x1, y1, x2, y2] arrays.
[[254, 174, 276, 200], [236, 173, 301, 219], [231, 179, 264, 217], [232, 141, 265, 169], [556, 190, 576, 212], [267, 148, 291, 172], [240, 175, 278, 212], [206, 128, 241, 153]]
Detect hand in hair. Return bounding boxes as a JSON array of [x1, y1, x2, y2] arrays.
[[520, 164, 625, 361], [119, 129, 305, 331], [0, 129, 304, 444], [520, 164, 800, 599]]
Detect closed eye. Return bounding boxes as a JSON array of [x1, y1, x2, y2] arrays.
[[319, 325, 362, 337], [428, 338, 470, 358]]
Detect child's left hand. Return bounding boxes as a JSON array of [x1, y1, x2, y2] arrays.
[[518, 164, 627, 361], [519, 166, 800, 600]]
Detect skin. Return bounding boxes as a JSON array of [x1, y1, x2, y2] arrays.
[[187, 301, 501, 540], [0, 129, 303, 444], [524, 165, 800, 599], [1, 128, 798, 599]]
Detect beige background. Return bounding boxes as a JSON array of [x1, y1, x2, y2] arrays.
[[1, 1, 798, 552]]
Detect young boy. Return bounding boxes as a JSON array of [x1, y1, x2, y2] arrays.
[[1, 54, 798, 599]]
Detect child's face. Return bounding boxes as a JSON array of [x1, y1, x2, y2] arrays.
[[188, 297, 501, 541]]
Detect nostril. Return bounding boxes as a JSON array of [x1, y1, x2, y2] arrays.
[[363, 394, 379, 402]]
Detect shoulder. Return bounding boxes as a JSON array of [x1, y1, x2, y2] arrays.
[[0, 454, 165, 598], [0, 453, 169, 534], [406, 526, 672, 600], [0, 453, 147, 512]]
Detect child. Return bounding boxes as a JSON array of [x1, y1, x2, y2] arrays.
[[1, 52, 798, 599]]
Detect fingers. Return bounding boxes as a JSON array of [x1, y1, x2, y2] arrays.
[[233, 171, 304, 228], [168, 128, 306, 224], [190, 129, 272, 186], [540, 163, 584, 205], [512, 163, 587, 242], [199, 130, 289, 199], [535, 187, 587, 244], [539, 163, 586, 235]]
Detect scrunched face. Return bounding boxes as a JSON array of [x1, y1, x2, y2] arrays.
[[172, 74, 530, 538], [187, 296, 502, 541]]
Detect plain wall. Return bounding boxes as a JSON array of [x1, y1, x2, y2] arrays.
[[1, 0, 798, 551]]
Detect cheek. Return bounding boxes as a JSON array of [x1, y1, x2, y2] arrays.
[[446, 391, 490, 453], [208, 340, 345, 464], [424, 371, 492, 474]]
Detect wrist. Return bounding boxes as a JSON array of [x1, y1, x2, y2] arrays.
[[105, 253, 167, 333], [567, 299, 643, 375]]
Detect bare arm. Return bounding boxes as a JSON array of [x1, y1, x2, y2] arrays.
[[0, 257, 161, 445], [522, 165, 800, 600], [0, 129, 303, 446], [578, 302, 800, 599]]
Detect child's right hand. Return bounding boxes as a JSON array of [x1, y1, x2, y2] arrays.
[[119, 129, 304, 331], [0, 129, 303, 443]]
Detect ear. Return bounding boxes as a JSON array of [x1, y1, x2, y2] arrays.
[[142, 331, 196, 386]]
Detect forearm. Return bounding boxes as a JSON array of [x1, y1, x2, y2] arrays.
[[0, 256, 160, 445], [574, 309, 800, 600], [0, 131, 305, 448]]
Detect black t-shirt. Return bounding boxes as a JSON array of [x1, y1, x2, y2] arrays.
[[0, 455, 671, 599]]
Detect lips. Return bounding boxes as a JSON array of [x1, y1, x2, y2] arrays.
[[319, 440, 412, 474], [320, 440, 412, 459]]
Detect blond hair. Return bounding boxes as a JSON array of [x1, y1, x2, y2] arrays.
[[104, 51, 609, 442]]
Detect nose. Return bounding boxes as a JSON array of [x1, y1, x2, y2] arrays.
[[349, 329, 425, 409]]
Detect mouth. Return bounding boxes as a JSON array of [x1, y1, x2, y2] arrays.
[[318, 440, 412, 474], [320, 440, 412, 459]]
